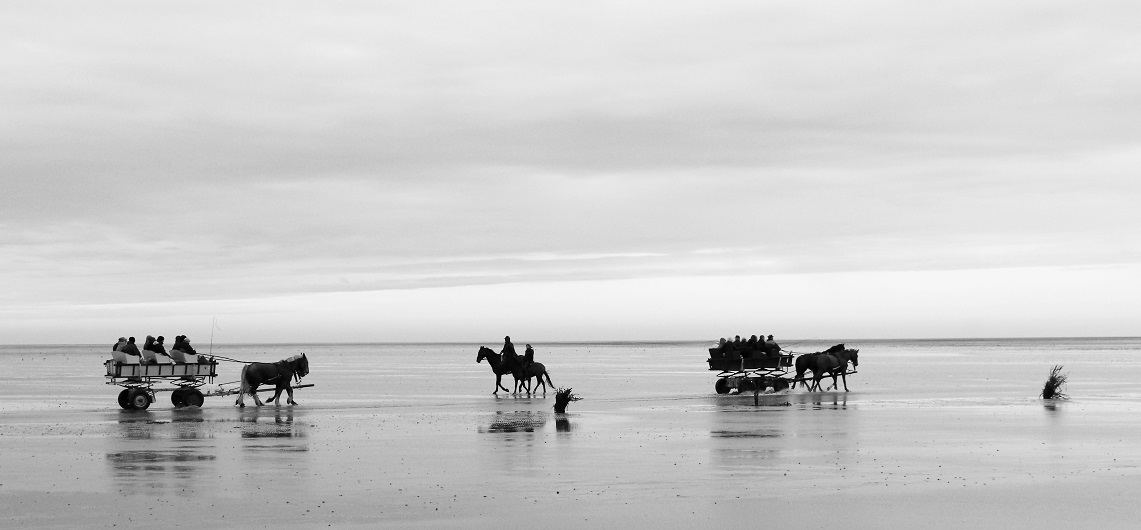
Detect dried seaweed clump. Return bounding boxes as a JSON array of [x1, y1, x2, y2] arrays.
[[553, 388, 582, 413], [1041, 365, 1068, 400]]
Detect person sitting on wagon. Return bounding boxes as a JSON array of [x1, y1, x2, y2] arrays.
[[734, 335, 751, 357], [764, 335, 781, 357], [141, 335, 162, 364], [120, 336, 141, 361], [111, 337, 129, 363], [169, 335, 198, 363], [174, 335, 198, 355]]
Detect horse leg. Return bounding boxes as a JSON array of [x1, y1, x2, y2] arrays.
[[268, 386, 284, 405], [251, 384, 265, 406], [285, 385, 297, 405], [840, 372, 849, 392]]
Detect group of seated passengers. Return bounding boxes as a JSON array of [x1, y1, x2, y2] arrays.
[[112, 335, 213, 364], [714, 334, 781, 357]]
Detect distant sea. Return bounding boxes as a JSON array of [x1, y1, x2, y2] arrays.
[[1, 337, 1138, 413]]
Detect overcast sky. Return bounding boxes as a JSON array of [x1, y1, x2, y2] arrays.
[[3, 1, 1140, 344]]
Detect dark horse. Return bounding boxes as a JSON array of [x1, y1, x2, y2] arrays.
[[477, 346, 513, 394], [235, 353, 310, 407], [793, 344, 859, 392], [512, 361, 555, 395]]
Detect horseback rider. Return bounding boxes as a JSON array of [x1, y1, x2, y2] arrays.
[[524, 344, 535, 371], [501, 336, 519, 367]]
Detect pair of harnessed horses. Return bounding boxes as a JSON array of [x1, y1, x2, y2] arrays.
[[792, 344, 859, 392]]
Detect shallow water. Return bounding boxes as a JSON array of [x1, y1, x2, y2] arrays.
[[2, 338, 1140, 527]]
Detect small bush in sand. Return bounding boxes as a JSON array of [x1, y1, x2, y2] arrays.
[[553, 388, 581, 413], [1041, 365, 1068, 399]]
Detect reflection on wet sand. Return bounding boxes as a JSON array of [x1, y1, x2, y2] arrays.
[[709, 391, 855, 471], [106, 412, 218, 494], [480, 411, 549, 434], [239, 408, 307, 443]]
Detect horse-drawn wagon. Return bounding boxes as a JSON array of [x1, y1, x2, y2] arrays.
[[708, 343, 859, 394], [105, 359, 217, 409], [105, 353, 311, 410], [708, 346, 795, 394]]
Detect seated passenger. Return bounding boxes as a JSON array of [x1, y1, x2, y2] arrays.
[[176, 335, 198, 356], [111, 337, 129, 363], [140, 335, 159, 364], [764, 335, 781, 357], [734, 335, 754, 358], [120, 337, 141, 361], [153, 335, 169, 359], [172, 335, 199, 363]]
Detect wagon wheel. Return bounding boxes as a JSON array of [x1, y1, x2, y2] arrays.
[[714, 378, 730, 394], [738, 378, 756, 392], [772, 378, 790, 391], [171, 389, 188, 407], [128, 389, 152, 410], [118, 389, 132, 410], [185, 389, 205, 408]]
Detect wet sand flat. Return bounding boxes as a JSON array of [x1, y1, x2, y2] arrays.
[[2, 340, 1141, 528]]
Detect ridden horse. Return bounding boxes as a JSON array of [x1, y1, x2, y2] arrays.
[[512, 361, 555, 395], [477, 346, 514, 394], [793, 345, 859, 392], [235, 353, 310, 407]]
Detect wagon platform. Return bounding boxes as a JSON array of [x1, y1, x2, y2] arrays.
[[105, 359, 217, 410], [708, 347, 795, 394]]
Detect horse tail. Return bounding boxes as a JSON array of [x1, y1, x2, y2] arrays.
[[543, 371, 554, 388], [236, 364, 249, 407]]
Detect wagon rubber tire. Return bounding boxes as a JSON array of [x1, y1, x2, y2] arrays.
[[128, 389, 152, 410], [715, 378, 730, 394], [738, 378, 756, 392], [171, 389, 188, 407], [118, 389, 132, 410], [185, 389, 204, 408], [772, 378, 790, 391]]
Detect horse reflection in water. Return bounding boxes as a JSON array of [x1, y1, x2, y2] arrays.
[[480, 411, 550, 433], [235, 353, 309, 407], [240, 408, 307, 441]]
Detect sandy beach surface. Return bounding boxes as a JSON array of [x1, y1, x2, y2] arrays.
[[2, 339, 1141, 528]]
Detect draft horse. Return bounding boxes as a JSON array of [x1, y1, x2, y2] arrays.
[[793, 344, 859, 392], [235, 353, 310, 407]]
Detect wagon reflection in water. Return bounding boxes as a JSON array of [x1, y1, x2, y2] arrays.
[[105, 416, 219, 494]]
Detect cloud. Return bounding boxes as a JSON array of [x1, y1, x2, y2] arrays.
[[2, 1, 1141, 340]]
